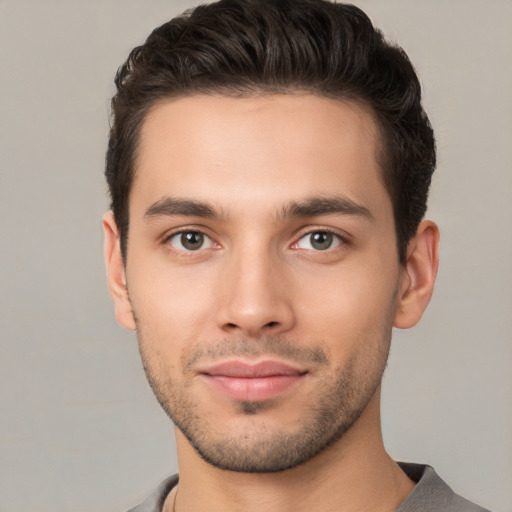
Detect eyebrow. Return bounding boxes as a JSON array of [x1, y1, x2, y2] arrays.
[[144, 197, 220, 220], [278, 196, 374, 222], [143, 195, 373, 222]]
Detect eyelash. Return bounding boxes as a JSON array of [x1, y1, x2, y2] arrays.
[[163, 229, 217, 252], [291, 228, 349, 252], [162, 227, 350, 253]]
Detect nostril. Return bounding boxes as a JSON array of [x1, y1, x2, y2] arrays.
[[266, 321, 279, 328]]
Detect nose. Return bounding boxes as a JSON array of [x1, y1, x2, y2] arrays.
[[215, 246, 296, 338]]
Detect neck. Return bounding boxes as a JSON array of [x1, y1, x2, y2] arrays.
[[167, 392, 414, 512]]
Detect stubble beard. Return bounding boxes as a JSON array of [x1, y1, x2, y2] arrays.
[[136, 329, 392, 474]]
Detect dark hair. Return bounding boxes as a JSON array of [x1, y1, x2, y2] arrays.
[[105, 0, 435, 264]]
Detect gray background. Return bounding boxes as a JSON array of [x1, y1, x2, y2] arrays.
[[1, 1, 511, 511]]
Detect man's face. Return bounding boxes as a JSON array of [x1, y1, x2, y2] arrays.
[[118, 94, 406, 472]]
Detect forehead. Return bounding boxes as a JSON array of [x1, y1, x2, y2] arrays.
[[131, 94, 391, 220]]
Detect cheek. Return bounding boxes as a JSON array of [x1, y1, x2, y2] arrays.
[[295, 258, 399, 346], [128, 262, 219, 351]]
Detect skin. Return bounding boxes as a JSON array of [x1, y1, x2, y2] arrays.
[[104, 94, 439, 512]]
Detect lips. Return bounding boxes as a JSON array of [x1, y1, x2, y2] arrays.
[[199, 360, 307, 402]]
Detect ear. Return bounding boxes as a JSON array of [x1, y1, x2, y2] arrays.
[[102, 211, 136, 331], [394, 220, 440, 329]]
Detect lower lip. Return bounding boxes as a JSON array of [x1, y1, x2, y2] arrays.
[[203, 374, 304, 402]]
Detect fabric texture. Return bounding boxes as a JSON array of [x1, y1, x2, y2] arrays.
[[396, 463, 491, 512], [126, 463, 491, 512]]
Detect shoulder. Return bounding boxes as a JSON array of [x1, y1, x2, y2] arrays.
[[126, 475, 178, 512], [125, 466, 492, 512], [397, 463, 492, 512]]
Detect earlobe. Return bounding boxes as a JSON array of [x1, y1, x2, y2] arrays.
[[102, 211, 137, 331], [394, 220, 440, 329]]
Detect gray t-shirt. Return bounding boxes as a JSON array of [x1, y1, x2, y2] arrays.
[[127, 463, 491, 512]]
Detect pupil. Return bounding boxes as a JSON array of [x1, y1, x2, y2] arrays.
[[182, 232, 204, 250], [311, 232, 332, 250]]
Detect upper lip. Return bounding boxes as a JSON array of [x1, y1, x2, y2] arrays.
[[199, 360, 307, 378]]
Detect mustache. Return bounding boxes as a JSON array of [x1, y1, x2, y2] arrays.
[[182, 335, 328, 373]]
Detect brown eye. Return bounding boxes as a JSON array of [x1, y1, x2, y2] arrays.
[[310, 232, 333, 250], [169, 231, 210, 251], [295, 231, 341, 251]]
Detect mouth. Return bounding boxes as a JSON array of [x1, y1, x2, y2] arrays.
[[199, 360, 308, 402]]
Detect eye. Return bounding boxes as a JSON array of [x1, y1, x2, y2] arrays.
[[294, 231, 343, 251], [167, 231, 214, 251]]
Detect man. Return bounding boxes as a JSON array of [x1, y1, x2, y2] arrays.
[[103, 1, 491, 511]]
